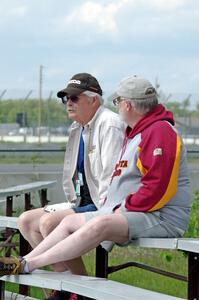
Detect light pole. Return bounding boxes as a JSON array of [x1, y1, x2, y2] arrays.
[[0, 90, 6, 100], [38, 65, 43, 143]]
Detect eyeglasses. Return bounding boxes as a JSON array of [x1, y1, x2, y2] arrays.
[[113, 97, 127, 106], [61, 95, 80, 105]]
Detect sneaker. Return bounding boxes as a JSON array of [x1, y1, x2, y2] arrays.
[[45, 290, 70, 300], [0, 256, 23, 276]]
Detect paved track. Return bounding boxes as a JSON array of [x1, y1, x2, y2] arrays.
[[0, 164, 62, 174]]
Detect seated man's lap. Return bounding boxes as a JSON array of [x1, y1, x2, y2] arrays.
[[73, 203, 97, 213]]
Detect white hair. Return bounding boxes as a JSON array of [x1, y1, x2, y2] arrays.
[[130, 96, 158, 115], [83, 91, 103, 104]]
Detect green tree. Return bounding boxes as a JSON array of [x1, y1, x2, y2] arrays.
[[0, 99, 71, 128]]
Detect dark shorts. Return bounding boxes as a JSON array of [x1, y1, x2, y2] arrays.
[[73, 203, 97, 213]]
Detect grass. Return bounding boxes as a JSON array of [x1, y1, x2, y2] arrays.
[[0, 150, 198, 165], [0, 153, 65, 164], [84, 247, 187, 299]]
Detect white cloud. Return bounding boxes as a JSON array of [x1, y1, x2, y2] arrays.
[[56, 0, 197, 40], [62, 0, 131, 34], [0, 0, 199, 97]]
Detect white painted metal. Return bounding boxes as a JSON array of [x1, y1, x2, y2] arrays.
[[2, 270, 184, 300], [0, 180, 57, 199], [177, 238, 199, 253]]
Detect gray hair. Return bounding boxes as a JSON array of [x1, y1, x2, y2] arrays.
[[83, 91, 103, 104], [130, 96, 158, 115]]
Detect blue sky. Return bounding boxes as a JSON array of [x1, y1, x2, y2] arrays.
[[0, 0, 199, 106]]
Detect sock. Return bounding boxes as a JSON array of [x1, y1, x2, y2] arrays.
[[21, 259, 30, 274]]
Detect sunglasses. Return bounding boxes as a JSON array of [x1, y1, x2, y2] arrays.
[[113, 97, 127, 106], [61, 95, 80, 105]]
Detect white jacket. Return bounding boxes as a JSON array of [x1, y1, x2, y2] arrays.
[[62, 106, 125, 208]]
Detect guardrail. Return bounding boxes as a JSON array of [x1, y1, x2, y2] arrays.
[[0, 135, 68, 143]]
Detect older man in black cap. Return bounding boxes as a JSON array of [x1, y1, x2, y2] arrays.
[[17, 73, 125, 300]]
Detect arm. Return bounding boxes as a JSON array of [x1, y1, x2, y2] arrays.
[[125, 122, 182, 212], [98, 124, 124, 203]]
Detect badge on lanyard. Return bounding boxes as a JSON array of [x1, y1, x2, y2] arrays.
[[75, 172, 83, 196]]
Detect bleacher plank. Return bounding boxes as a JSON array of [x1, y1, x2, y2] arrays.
[[131, 238, 179, 249], [5, 291, 37, 300], [0, 181, 56, 199], [1, 270, 62, 291], [61, 273, 184, 300], [177, 238, 199, 252], [0, 216, 18, 229], [1, 270, 184, 300]]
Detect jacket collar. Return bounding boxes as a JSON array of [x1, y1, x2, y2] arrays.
[[86, 106, 103, 128]]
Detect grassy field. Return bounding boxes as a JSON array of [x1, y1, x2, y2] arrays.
[[0, 152, 65, 164], [0, 147, 198, 164], [85, 246, 187, 298], [0, 154, 199, 165]]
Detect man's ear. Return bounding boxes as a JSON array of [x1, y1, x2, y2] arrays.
[[126, 101, 132, 112], [92, 96, 97, 103], [92, 95, 100, 105]]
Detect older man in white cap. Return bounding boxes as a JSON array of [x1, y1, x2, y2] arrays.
[[0, 75, 190, 300]]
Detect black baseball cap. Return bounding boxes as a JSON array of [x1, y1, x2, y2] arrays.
[[57, 73, 103, 98]]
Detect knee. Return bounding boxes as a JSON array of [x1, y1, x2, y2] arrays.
[[39, 214, 55, 237], [88, 216, 111, 240], [17, 211, 32, 232]]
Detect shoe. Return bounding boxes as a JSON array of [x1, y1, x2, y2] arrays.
[[45, 290, 70, 300], [0, 256, 23, 276]]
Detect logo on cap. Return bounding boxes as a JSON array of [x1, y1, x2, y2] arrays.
[[68, 80, 81, 85]]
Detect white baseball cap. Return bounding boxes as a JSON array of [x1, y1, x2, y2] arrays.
[[110, 75, 157, 101]]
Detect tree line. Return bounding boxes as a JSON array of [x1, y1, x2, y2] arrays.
[[0, 98, 71, 127], [0, 97, 198, 127]]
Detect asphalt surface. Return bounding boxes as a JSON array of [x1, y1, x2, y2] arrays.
[[0, 163, 199, 192], [0, 164, 63, 174]]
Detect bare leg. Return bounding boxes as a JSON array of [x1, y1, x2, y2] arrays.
[[25, 213, 129, 272], [24, 213, 86, 259], [24, 213, 87, 275], [18, 208, 75, 248], [39, 210, 86, 274], [39, 209, 75, 238], [17, 208, 46, 248], [18, 208, 78, 272], [40, 209, 87, 275]]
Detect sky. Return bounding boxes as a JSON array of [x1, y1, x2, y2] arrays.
[[0, 0, 199, 106]]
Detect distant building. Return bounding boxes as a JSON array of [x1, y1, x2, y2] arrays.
[[0, 123, 20, 135], [176, 117, 199, 136]]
